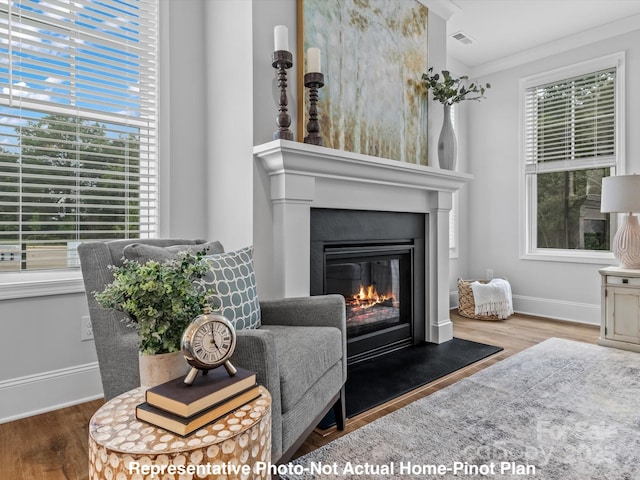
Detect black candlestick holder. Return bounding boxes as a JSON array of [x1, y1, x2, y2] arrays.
[[272, 50, 294, 141], [303, 72, 324, 146]]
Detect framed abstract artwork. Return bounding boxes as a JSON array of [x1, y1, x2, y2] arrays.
[[297, 0, 429, 165]]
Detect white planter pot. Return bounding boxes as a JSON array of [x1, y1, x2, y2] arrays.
[[437, 104, 457, 170], [139, 351, 189, 389]]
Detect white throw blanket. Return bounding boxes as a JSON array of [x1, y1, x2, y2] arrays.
[[470, 278, 513, 319]]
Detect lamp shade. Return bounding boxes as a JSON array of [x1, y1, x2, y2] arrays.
[[600, 174, 640, 213]]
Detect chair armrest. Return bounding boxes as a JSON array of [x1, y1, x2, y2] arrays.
[[260, 295, 347, 385], [232, 329, 280, 396], [230, 328, 283, 460]]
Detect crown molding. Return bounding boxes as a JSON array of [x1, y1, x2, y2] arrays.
[[468, 13, 640, 78]]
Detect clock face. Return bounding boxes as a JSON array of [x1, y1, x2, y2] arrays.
[[182, 313, 237, 370], [192, 321, 233, 365]]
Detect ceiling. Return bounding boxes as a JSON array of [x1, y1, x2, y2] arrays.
[[445, 0, 640, 72]]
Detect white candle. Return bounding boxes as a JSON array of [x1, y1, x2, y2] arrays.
[[274, 25, 289, 52], [307, 47, 321, 73]]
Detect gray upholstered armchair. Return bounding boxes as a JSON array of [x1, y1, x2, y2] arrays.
[[78, 238, 346, 463]]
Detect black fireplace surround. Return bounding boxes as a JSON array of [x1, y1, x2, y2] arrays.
[[310, 208, 426, 363]]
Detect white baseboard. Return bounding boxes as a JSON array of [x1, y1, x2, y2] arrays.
[[512, 294, 600, 325], [449, 289, 458, 309], [449, 290, 600, 326], [0, 362, 103, 424]]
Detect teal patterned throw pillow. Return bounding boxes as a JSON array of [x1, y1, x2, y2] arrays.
[[197, 246, 261, 330]]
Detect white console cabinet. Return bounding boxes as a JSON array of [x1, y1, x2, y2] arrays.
[[599, 266, 640, 353]]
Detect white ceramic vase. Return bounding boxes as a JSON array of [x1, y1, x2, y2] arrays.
[[138, 351, 189, 389], [438, 104, 457, 170]]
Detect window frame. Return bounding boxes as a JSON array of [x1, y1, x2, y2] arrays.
[[0, 0, 159, 298], [519, 53, 625, 264]]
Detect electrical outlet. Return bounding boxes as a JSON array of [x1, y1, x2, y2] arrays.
[[486, 269, 494, 280], [81, 315, 94, 341]]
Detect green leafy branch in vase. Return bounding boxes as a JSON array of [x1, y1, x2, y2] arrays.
[[422, 67, 491, 105]]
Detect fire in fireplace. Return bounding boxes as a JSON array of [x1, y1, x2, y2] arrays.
[[349, 283, 397, 315], [335, 260, 401, 337], [346, 284, 399, 331]]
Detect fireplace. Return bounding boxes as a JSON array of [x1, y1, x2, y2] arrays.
[[311, 208, 425, 362], [253, 140, 471, 346]]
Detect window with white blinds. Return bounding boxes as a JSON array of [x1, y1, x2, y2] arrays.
[[522, 55, 622, 257], [0, 0, 158, 272]]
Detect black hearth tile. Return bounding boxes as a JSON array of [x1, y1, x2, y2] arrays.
[[318, 337, 503, 429]]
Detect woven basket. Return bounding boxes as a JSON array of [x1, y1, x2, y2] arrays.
[[457, 278, 501, 320]]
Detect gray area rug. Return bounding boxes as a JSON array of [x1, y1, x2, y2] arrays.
[[282, 338, 640, 479]]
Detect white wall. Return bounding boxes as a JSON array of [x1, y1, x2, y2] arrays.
[[204, 0, 254, 251], [158, 0, 208, 240], [160, 0, 255, 250], [465, 28, 640, 324]]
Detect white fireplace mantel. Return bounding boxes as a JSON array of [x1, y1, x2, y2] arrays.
[[253, 140, 472, 344]]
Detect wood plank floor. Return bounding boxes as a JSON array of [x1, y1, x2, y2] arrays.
[[0, 312, 599, 480]]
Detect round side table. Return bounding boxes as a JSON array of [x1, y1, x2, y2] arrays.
[[88, 385, 271, 480]]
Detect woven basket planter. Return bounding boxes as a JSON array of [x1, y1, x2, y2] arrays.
[[457, 278, 501, 321]]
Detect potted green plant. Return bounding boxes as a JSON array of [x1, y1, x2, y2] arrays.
[[421, 68, 490, 170], [95, 249, 212, 387]]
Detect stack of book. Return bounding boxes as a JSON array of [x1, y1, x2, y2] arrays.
[[136, 366, 260, 436]]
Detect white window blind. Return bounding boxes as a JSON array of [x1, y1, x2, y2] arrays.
[[524, 68, 616, 174], [0, 0, 158, 272]]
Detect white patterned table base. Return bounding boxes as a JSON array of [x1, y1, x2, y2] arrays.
[[88, 386, 271, 480]]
